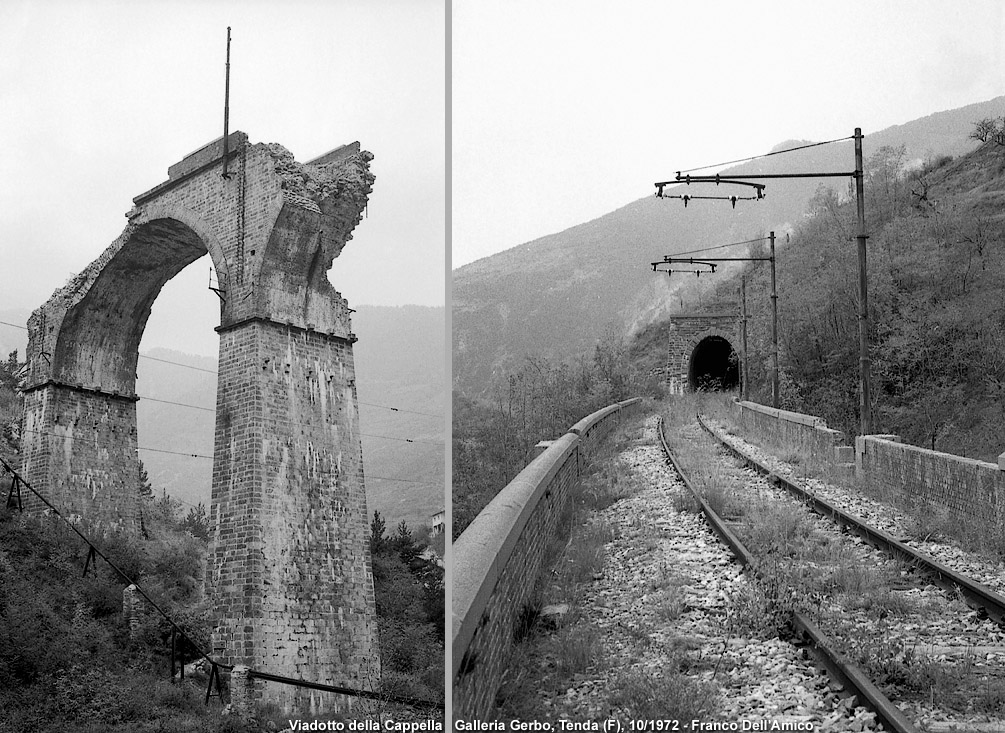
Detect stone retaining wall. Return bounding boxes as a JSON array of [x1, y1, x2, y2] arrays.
[[452, 397, 641, 720], [856, 435, 1005, 524], [727, 399, 1005, 525], [727, 400, 850, 466]]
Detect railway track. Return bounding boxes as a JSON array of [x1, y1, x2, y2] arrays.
[[498, 414, 890, 729], [657, 410, 1005, 733], [693, 412, 1005, 626]]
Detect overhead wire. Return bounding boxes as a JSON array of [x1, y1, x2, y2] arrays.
[[138, 395, 442, 445], [0, 320, 443, 423], [674, 236, 772, 257], [138, 353, 217, 374], [14, 427, 433, 485], [675, 135, 855, 175]]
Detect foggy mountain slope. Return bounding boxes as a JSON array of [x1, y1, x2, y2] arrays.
[[351, 305, 446, 529], [453, 97, 1004, 396], [0, 310, 29, 358]]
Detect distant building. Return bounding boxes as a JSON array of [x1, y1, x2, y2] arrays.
[[430, 508, 445, 537]]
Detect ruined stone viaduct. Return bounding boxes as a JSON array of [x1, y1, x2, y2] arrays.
[[20, 132, 378, 710]]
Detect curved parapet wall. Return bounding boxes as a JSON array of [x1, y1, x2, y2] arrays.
[[452, 397, 641, 720]]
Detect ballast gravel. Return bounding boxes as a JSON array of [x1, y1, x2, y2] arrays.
[[704, 416, 1005, 599], [519, 415, 880, 731], [701, 414, 1005, 730]]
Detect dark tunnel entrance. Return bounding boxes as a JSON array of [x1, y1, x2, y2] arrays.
[[688, 335, 740, 392]]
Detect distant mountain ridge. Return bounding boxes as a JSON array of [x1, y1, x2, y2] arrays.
[[453, 96, 1005, 396]]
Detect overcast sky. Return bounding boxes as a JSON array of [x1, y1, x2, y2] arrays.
[[453, 0, 1005, 269], [0, 0, 445, 356]]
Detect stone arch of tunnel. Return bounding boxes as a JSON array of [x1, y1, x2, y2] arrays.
[[21, 133, 379, 710], [688, 335, 740, 391], [663, 314, 740, 394]]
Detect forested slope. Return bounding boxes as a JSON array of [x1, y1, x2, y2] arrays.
[[636, 133, 1005, 460]]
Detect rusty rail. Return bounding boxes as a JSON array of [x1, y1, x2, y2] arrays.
[[656, 417, 919, 733]]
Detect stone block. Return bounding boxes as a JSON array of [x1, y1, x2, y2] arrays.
[[834, 445, 854, 463]]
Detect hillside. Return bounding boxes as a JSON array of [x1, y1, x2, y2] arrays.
[[629, 131, 1005, 458], [453, 97, 1005, 396], [352, 304, 446, 530]]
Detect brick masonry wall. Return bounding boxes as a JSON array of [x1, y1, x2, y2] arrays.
[[19, 385, 139, 529], [452, 398, 641, 720], [21, 134, 379, 711], [727, 400, 848, 466], [208, 319, 378, 711], [856, 436, 1005, 524], [572, 398, 642, 461], [22, 135, 367, 492], [725, 400, 1005, 525], [664, 314, 738, 393]]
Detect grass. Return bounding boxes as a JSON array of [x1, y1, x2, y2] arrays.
[[607, 666, 717, 720], [706, 388, 1005, 564], [558, 521, 616, 587], [495, 415, 644, 720], [551, 623, 603, 677], [741, 501, 812, 557], [653, 591, 688, 623], [669, 394, 1005, 721], [856, 476, 1005, 562], [578, 460, 639, 513]]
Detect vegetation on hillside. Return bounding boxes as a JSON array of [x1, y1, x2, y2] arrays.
[[0, 364, 443, 730], [653, 130, 1005, 459], [369, 512, 444, 704], [452, 334, 660, 538], [0, 350, 21, 465], [0, 489, 226, 732]]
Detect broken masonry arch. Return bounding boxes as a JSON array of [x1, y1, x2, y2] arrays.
[[47, 209, 229, 398], [21, 132, 380, 710]]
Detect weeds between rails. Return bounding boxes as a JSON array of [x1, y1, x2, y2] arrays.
[[664, 399, 1005, 725]]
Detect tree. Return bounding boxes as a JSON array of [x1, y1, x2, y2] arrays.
[[180, 503, 210, 541], [0, 351, 25, 461], [0, 351, 19, 388], [393, 519, 419, 565], [970, 117, 1002, 144], [137, 461, 154, 500], [369, 510, 387, 556]]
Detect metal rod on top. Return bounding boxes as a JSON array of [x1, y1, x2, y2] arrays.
[[854, 128, 872, 434], [222, 27, 232, 179]]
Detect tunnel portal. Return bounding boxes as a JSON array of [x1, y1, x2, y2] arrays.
[[688, 335, 740, 392], [663, 313, 741, 394]]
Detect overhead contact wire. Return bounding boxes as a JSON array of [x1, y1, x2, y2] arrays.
[[676, 136, 854, 175]]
